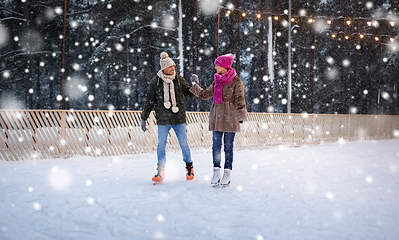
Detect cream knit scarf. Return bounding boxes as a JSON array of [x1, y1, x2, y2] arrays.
[[157, 70, 179, 113]]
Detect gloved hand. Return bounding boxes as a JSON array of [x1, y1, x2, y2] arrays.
[[141, 119, 147, 132], [240, 121, 249, 134], [190, 74, 199, 86]]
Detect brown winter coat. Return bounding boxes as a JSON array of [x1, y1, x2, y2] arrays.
[[190, 75, 248, 132]]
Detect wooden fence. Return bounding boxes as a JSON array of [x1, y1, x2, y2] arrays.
[[0, 109, 398, 161]]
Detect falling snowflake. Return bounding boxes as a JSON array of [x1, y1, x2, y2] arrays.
[[342, 59, 351, 67], [326, 192, 334, 200], [49, 167, 71, 190], [200, 0, 219, 15], [86, 180, 92, 186], [365, 176, 373, 184], [156, 214, 165, 222], [87, 197, 95, 204], [2, 71, 10, 78], [278, 69, 286, 77], [70, 21, 78, 29], [267, 106, 274, 113], [0, 25, 9, 47], [150, 23, 159, 31], [162, 15, 176, 28], [33, 202, 41, 211], [381, 92, 390, 100], [326, 56, 335, 65], [350, 107, 358, 114], [314, 19, 329, 33], [115, 43, 123, 51], [326, 67, 338, 80], [20, 30, 44, 53]]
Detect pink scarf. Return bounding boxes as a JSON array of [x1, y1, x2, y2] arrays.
[[213, 68, 236, 105]]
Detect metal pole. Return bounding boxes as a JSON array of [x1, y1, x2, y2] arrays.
[[287, 0, 292, 113], [311, 34, 316, 114], [60, 0, 68, 109], [311, 0, 316, 114], [217, 7, 220, 57], [126, 40, 130, 110], [377, 43, 382, 114], [178, 0, 184, 76]]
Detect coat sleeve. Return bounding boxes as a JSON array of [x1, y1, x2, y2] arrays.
[[235, 79, 248, 122], [141, 79, 157, 121], [180, 77, 196, 100], [189, 82, 214, 100]]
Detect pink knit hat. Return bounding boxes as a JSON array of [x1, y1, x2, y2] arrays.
[[214, 54, 234, 69]]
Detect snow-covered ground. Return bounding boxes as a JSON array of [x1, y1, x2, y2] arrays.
[[1, 139, 399, 240]]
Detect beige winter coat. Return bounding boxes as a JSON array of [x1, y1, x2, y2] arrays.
[[190, 75, 248, 132]]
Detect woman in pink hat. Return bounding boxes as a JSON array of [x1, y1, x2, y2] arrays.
[[190, 53, 249, 187]]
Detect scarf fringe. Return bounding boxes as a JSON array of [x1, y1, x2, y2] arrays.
[[157, 70, 179, 113]]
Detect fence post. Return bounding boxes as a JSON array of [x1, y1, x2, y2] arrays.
[[312, 114, 316, 144], [348, 115, 351, 141], [377, 115, 380, 140], [148, 112, 156, 151], [60, 111, 66, 158]]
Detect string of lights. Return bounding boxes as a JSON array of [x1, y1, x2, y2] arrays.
[[218, 6, 399, 43], [219, 6, 398, 23]]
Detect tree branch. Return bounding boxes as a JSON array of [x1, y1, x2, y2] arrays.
[[0, 8, 24, 17], [0, 17, 27, 22]]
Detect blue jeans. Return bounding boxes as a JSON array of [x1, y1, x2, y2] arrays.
[[157, 123, 192, 165], [212, 131, 236, 170]]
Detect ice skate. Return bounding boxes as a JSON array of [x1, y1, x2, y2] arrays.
[[186, 162, 194, 180], [152, 164, 165, 184], [219, 169, 231, 187], [211, 167, 221, 186]]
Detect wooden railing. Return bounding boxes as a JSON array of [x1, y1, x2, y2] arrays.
[[0, 109, 398, 161]]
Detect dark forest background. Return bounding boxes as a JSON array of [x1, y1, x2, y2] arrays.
[[1, 0, 398, 115]]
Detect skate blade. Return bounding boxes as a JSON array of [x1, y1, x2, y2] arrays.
[[153, 181, 163, 185], [212, 184, 229, 188]]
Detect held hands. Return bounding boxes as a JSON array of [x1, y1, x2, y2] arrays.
[[240, 121, 249, 134], [141, 119, 147, 132], [190, 74, 199, 86]]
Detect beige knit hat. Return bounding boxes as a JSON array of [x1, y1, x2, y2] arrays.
[[160, 52, 176, 70]]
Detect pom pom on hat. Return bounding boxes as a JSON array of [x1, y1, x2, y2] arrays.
[[214, 53, 234, 69], [160, 52, 169, 59], [160, 52, 176, 70]]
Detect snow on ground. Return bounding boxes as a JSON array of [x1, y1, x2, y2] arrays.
[[1, 139, 399, 240]]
